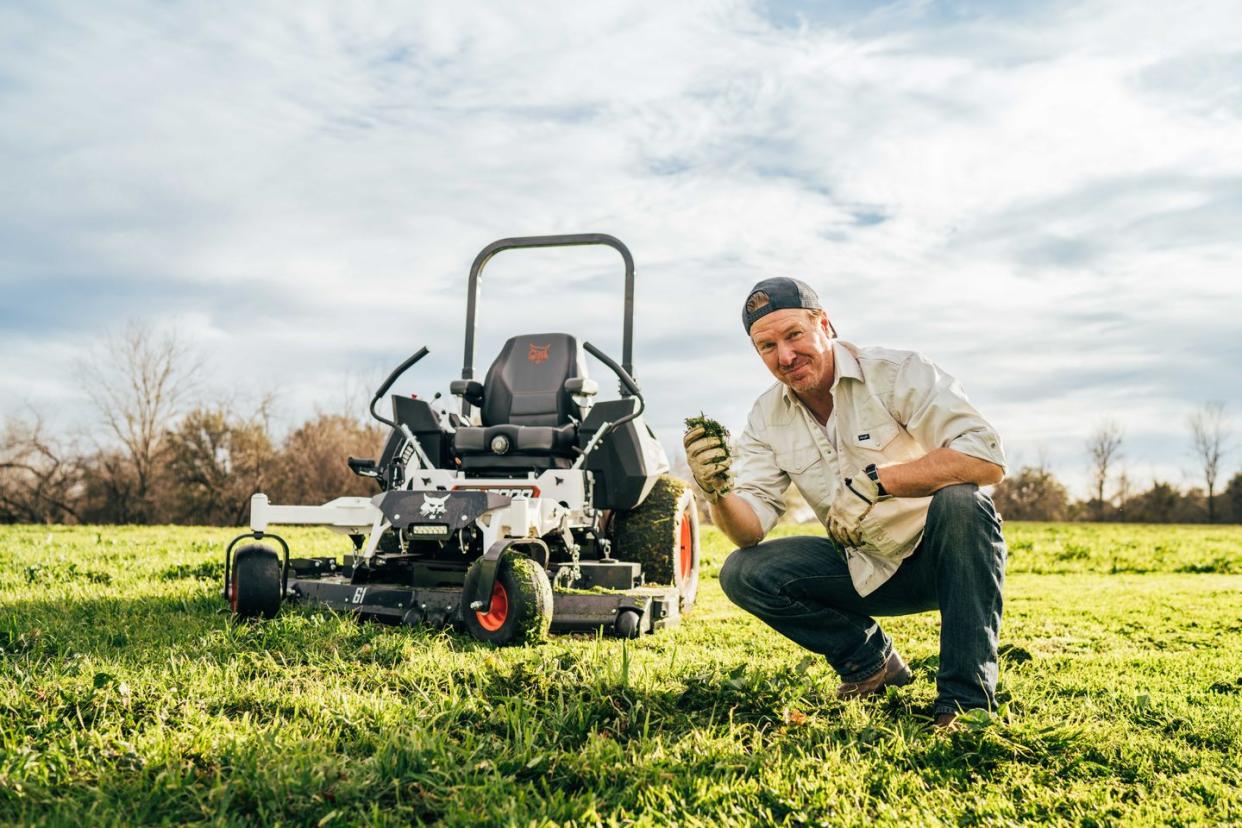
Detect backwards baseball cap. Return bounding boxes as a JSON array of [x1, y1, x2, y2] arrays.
[[742, 277, 822, 334]]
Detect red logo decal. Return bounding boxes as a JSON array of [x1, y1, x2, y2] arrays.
[[528, 343, 550, 364]]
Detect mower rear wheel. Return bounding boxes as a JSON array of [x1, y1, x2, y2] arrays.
[[610, 474, 700, 612], [462, 552, 553, 646], [230, 544, 282, 620]]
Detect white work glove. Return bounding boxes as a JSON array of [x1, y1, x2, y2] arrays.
[[826, 468, 888, 548], [684, 425, 733, 502]]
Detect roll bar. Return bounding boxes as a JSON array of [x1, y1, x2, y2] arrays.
[[461, 233, 636, 387]]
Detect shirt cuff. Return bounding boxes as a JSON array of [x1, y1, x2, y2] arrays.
[[947, 429, 1008, 471], [734, 490, 780, 537]]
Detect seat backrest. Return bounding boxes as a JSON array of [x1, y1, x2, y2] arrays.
[[482, 333, 586, 427]]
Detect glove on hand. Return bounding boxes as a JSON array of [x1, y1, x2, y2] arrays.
[[684, 425, 733, 502], [826, 468, 887, 549]]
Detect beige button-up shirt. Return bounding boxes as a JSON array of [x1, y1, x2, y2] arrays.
[[732, 340, 1007, 596]]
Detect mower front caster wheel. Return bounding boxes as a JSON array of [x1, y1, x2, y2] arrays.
[[230, 544, 282, 620], [463, 552, 553, 646], [614, 608, 642, 639]]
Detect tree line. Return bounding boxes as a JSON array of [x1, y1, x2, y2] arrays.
[[990, 463, 1242, 523], [2, 323, 1237, 526], [989, 410, 1238, 523], [1, 324, 385, 526]]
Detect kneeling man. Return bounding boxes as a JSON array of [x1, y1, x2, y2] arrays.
[[686, 278, 1008, 728]]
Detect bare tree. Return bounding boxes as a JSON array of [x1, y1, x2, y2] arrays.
[[1086, 419, 1123, 521], [1189, 402, 1230, 523], [0, 413, 83, 523], [1114, 467, 1133, 523], [80, 321, 197, 523]]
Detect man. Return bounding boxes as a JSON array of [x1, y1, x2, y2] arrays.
[[685, 277, 1007, 729]]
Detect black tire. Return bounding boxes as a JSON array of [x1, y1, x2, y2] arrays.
[[231, 544, 282, 620], [614, 608, 642, 639], [610, 474, 700, 612], [462, 552, 553, 646]]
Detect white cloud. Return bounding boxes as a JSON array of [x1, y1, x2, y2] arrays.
[[2, 0, 1240, 498]]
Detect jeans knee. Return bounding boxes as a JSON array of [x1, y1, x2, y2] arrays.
[[930, 483, 981, 518], [928, 484, 1005, 572], [932, 483, 1003, 532]]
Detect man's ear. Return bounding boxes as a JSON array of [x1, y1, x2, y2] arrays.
[[817, 311, 835, 338]]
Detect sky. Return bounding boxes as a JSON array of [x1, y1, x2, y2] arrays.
[[1, 0, 1240, 497]]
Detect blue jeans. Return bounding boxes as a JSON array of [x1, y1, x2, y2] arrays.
[[718, 483, 1006, 715]]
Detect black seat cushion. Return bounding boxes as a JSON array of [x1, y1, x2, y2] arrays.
[[482, 333, 587, 427]]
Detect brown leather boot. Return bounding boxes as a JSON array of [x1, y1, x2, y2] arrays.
[[835, 651, 913, 700], [934, 712, 962, 731]]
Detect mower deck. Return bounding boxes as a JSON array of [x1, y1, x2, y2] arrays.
[[284, 566, 680, 635]]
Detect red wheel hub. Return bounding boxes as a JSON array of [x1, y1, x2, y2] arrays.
[[678, 506, 694, 582], [475, 581, 509, 631]]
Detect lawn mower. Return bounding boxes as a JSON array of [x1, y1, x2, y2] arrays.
[[222, 233, 700, 644]]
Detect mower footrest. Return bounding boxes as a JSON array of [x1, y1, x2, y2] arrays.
[[549, 585, 680, 634], [555, 560, 641, 590]]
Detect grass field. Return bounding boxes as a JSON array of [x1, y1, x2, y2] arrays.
[[2, 521, 1241, 826]]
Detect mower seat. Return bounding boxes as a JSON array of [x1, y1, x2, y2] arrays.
[[455, 333, 588, 470]]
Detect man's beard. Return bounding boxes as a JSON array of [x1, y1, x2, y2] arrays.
[[782, 361, 819, 392], [787, 375, 818, 393]]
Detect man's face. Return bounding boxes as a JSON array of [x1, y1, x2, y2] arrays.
[[749, 308, 835, 394]]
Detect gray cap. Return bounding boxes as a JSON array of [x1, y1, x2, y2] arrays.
[[742, 277, 822, 334]]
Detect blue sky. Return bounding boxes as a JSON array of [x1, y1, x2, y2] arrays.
[[2, 0, 1240, 496]]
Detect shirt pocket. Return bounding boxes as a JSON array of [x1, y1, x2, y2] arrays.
[[775, 442, 819, 475], [850, 421, 901, 454], [775, 441, 831, 510]]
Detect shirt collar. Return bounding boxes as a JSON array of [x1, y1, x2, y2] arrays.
[[779, 339, 863, 408]]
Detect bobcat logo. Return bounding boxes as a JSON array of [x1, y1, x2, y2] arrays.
[[527, 343, 550, 364], [419, 493, 449, 519]]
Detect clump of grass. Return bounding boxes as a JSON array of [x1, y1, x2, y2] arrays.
[[683, 415, 732, 509], [684, 413, 730, 448], [683, 415, 731, 501]]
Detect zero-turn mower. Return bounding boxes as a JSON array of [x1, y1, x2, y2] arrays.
[[223, 234, 700, 644]]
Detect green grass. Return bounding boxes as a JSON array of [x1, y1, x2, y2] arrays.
[[2, 521, 1241, 826]]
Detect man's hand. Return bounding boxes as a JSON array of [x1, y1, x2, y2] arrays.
[[684, 425, 733, 502], [826, 469, 886, 548]]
